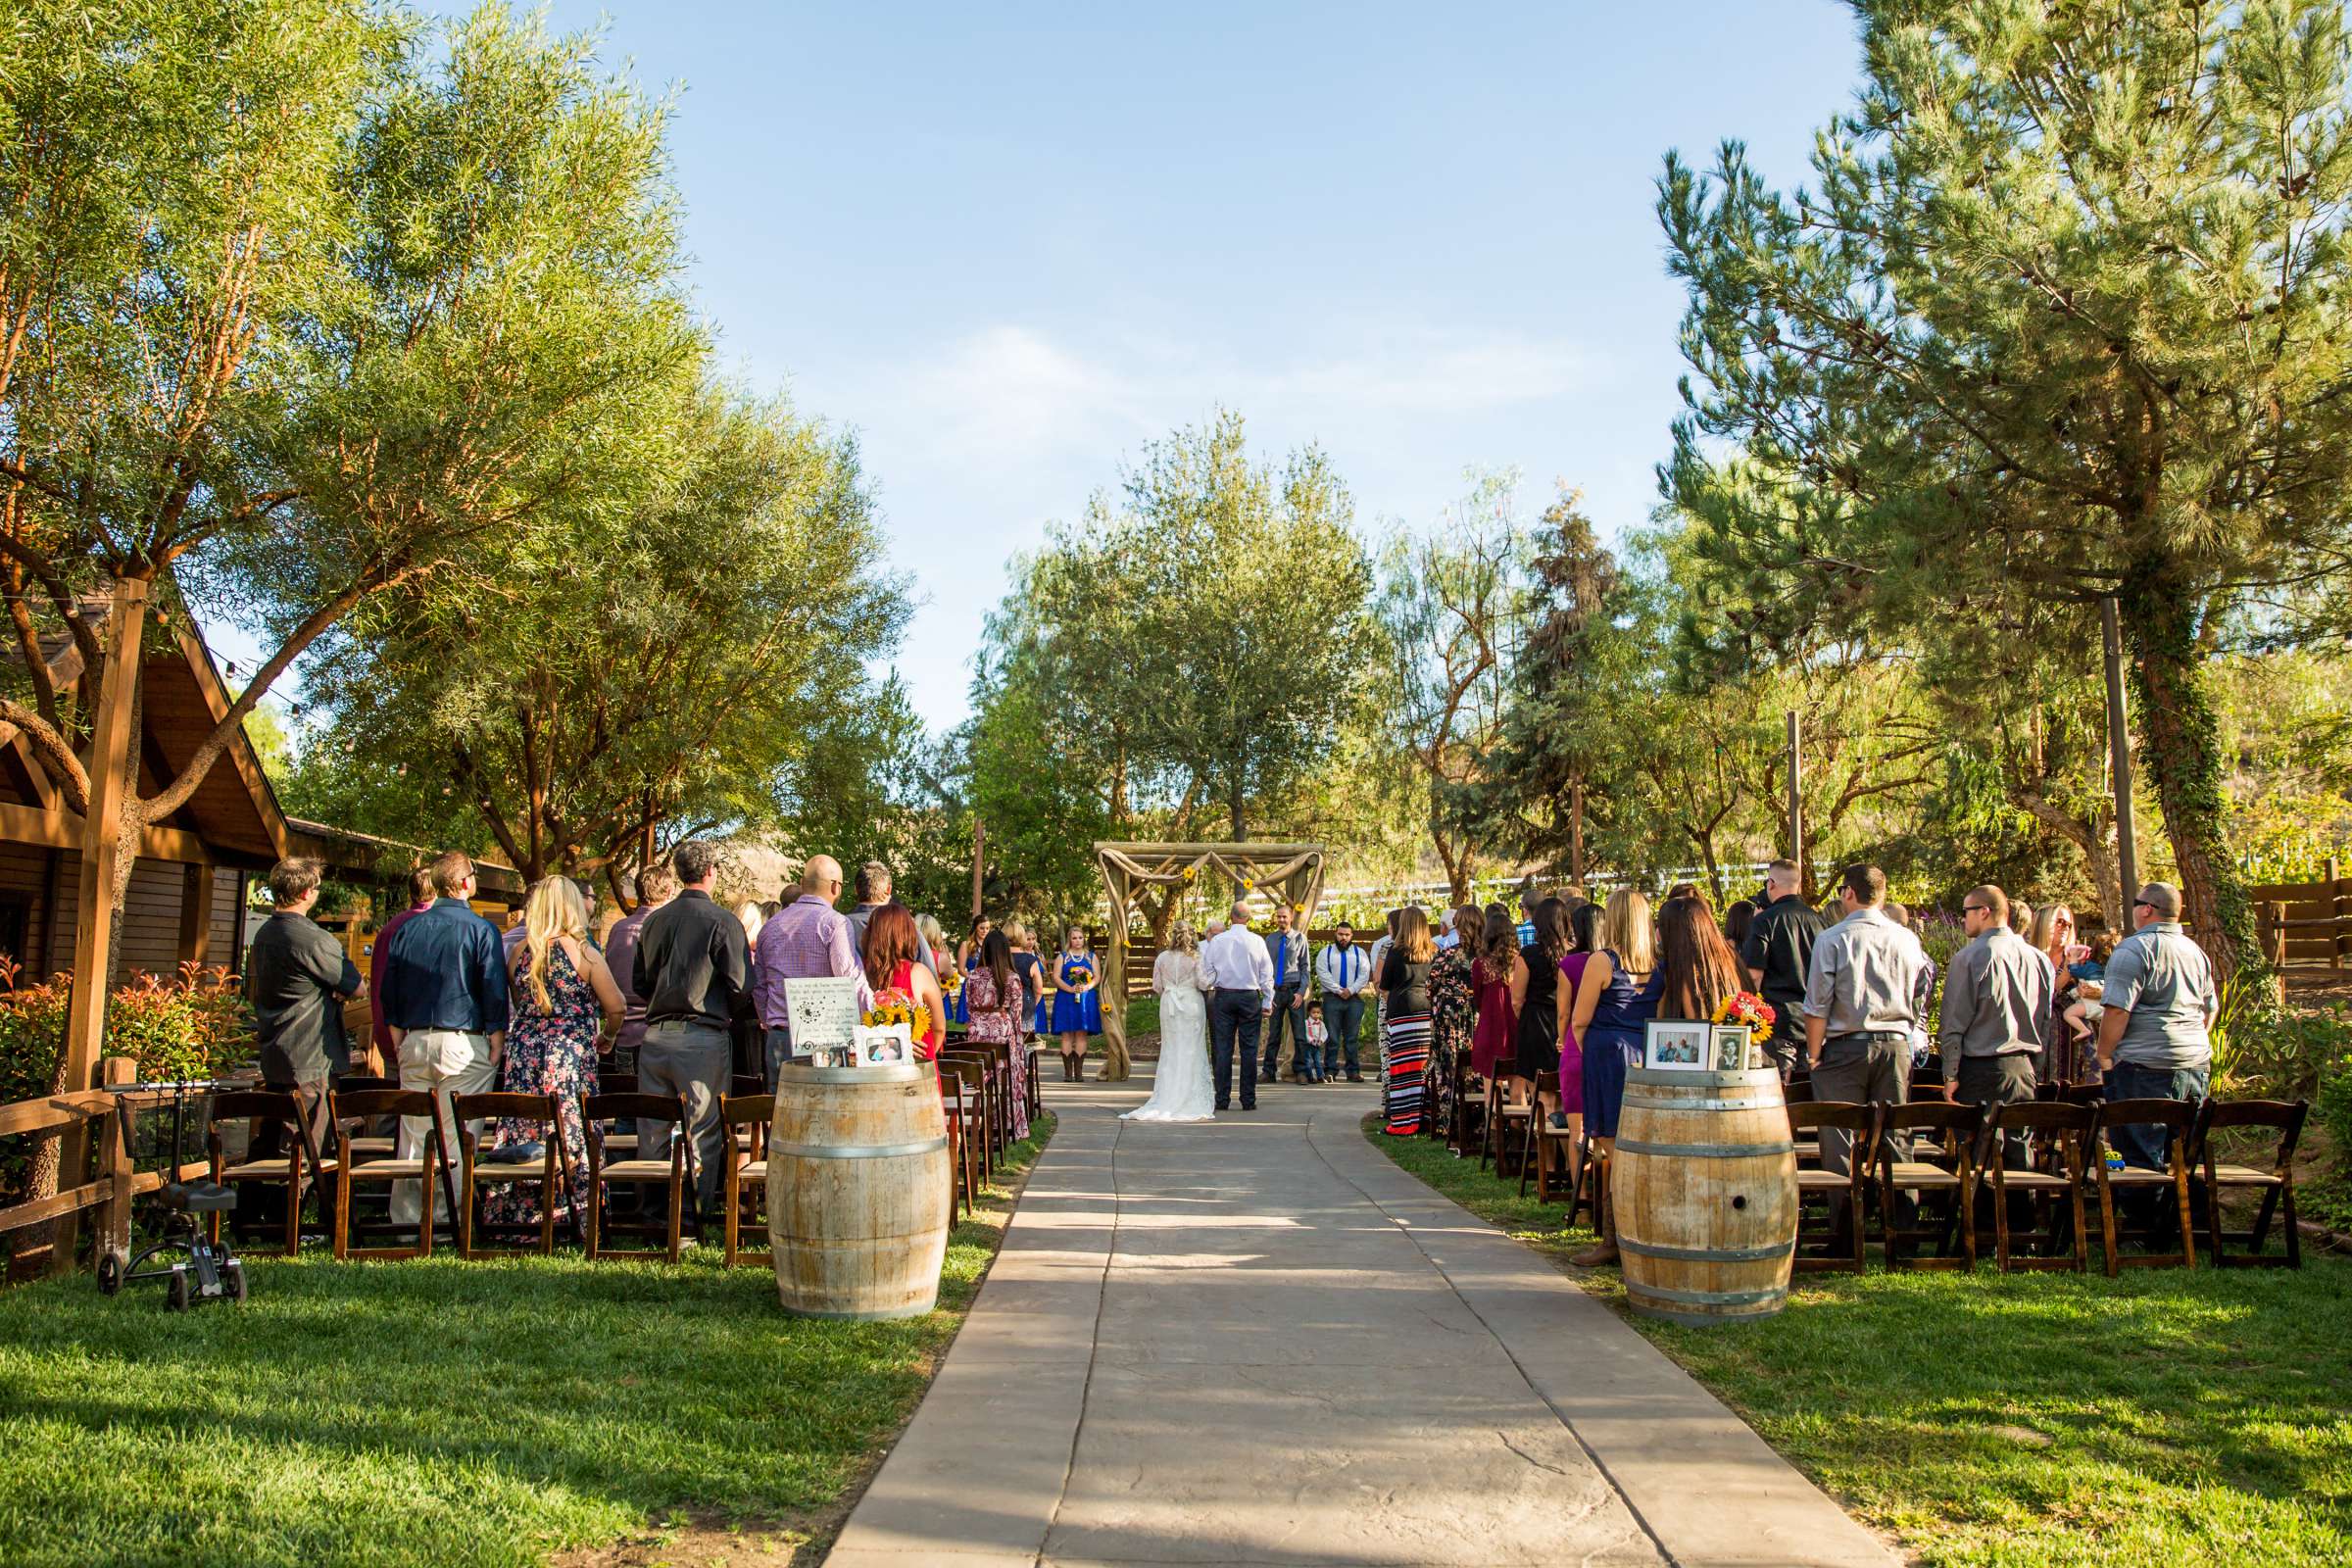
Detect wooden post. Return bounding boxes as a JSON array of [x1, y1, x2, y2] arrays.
[[177, 862, 213, 967], [52, 577, 148, 1269], [1102, 918, 1130, 1082], [98, 1055, 136, 1268], [2101, 596, 2140, 904], [2330, 857, 2344, 973], [2261, 902, 2288, 969], [1785, 710, 1803, 891], [970, 818, 985, 921]]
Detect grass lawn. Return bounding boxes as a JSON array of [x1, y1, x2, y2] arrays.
[[0, 1113, 1054, 1568], [1370, 1118, 2352, 1568]]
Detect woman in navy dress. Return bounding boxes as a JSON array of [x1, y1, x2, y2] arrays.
[[1566, 887, 1655, 1268], [1051, 925, 1102, 1082]]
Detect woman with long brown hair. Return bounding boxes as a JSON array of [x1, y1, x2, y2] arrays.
[[1378, 907, 1437, 1135], [1652, 894, 1745, 1021], [961, 925, 1030, 1138], [1469, 901, 1524, 1078], [862, 903, 948, 1076]]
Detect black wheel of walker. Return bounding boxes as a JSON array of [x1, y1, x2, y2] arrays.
[[225, 1261, 248, 1304], [165, 1268, 191, 1313], [96, 1252, 123, 1296]]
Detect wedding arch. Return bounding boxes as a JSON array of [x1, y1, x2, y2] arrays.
[[1090, 841, 1328, 1081]]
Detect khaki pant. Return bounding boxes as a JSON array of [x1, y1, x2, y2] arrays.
[[391, 1029, 496, 1224]]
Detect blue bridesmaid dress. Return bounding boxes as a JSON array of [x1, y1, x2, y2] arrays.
[[1051, 953, 1103, 1035]]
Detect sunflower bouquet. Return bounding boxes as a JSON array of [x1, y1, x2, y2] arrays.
[[1711, 990, 1778, 1044], [863, 989, 934, 1042]]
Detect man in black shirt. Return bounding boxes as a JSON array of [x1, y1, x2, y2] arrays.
[[243, 857, 365, 1230], [1739, 858, 1827, 1080], [632, 839, 749, 1229]]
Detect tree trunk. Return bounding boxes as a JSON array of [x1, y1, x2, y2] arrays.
[[2122, 585, 2253, 976], [1567, 773, 1588, 887]]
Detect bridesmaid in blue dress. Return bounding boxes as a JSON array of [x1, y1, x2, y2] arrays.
[[952, 916, 992, 1028], [1051, 925, 1102, 1082]]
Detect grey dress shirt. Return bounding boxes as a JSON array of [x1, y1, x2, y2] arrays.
[[2102, 921, 2217, 1070], [1800, 906, 1932, 1039], [1936, 928, 2054, 1086]]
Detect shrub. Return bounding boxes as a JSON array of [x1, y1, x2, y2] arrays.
[[2212, 980, 2352, 1102], [0, 960, 256, 1201]]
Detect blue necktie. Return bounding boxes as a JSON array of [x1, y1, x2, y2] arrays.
[[1276, 935, 1288, 984]]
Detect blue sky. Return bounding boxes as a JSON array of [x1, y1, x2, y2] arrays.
[[400, 1, 1865, 729]]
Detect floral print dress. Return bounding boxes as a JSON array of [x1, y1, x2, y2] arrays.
[[963, 964, 1031, 1141], [1425, 948, 1477, 1134], [484, 943, 600, 1228]]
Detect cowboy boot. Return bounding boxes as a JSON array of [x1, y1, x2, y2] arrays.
[[1572, 1187, 1620, 1268]]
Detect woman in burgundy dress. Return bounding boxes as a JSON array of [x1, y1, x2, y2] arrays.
[[1469, 902, 1523, 1078]]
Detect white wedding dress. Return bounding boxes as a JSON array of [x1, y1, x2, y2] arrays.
[[1121, 950, 1216, 1122]]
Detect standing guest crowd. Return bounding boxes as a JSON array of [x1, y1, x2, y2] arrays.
[[242, 840, 1054, 1248]]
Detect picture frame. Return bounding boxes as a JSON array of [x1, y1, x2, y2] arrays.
[[1710, 1024, 1752, 1073], [1642, 1019, 1711, 1071], [853, 1022, 914, 1067]]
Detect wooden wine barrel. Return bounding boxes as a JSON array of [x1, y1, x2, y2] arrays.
[[1613, 1066, 1797, 1326], [768, 1062, 952, 1320]]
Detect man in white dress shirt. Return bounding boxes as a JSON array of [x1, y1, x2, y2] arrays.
[[1199, 901, 1274, 1112], [1315, 921, 1373, 1084]]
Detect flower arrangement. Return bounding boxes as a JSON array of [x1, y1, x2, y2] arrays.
[[1181, 866, 1199, 884], [863, 989, 934, 1041], [939, 966, 962, 998], [1711, 990, 1778, 1045]]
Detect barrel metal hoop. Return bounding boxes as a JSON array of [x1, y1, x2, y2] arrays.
[[771, 1137, 948, 1160], [1626, 1282, 1789, 1307], [1615, 1138, 1796, 1158], [777, 1063, 930, 1085], [1623, 1095, 1784, 1111], [1631, 1302, 1781, 1326], [1620, 1237, 1796, 1263]]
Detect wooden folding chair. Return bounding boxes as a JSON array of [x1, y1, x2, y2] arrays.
[[941, 1048, 1001, 1179], [1519, 1070, 1578, 1200], [1482, 1059, 1531, 1176], [719, 1092, 772, 1268], [453, 1091, 569, 1258], [1987, 1100, 2094, 1273], [1878, 1101, 1982, 1271], [1567, 1136, 1607, 1234], [1790, 1101, 1876, 1273], [583, 1091, 686, 1262], [208, 1089, 335, 1256], [2194, 1098, 2308, 1268], [1446, 1052, 1483, 1155], [2092, 1097, 2198, 1274], [1023, 1040, 1045, 1124], [330, 1089, 449, 1260], [937, 1055, 985, 1219]]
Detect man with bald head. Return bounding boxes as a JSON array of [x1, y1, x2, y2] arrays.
[[1199, 900, 1275, 1112], [752, 855, 865, 1088]]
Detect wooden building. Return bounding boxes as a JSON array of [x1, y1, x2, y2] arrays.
[[0, 608, 518, 989]]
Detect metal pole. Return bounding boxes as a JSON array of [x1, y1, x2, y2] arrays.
[[1786, 709, 1803, 887], [2101, 596, 2140, 903]]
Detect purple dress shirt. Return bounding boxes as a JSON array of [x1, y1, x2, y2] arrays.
[[368, 901, 432, 1051], [603, 903, 658, 1056], [753, 899, 865, 1032]]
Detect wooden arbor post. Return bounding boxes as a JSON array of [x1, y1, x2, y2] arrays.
[[1092, 843, 1327, 1087]]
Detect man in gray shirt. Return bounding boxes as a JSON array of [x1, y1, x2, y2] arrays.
[[2097, 881, 2218, 1171], [1801, 863, 1932, 1182], [1937, 884, 2053, 1181]]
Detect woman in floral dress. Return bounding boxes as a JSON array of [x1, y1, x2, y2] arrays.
[[1426, 905, 1482, 1147], [484, 877, 623, 1230], [961, 926, 1031, 1140]]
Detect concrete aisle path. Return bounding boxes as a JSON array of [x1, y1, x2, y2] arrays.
[[825, 1067, 1899, 1568]]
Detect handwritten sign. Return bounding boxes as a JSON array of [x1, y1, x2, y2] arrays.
[[783, 977, 862, 1053]]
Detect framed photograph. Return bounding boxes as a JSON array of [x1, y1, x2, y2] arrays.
[[1643, 1019, 1711, 1071], [854, 1023, 913, 1067], [1711, 1024, 1752, 1073]]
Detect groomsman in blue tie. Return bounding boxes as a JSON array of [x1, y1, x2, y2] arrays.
[[1314, 921, 1371, 1083], [1259, 904, 1312, 1084]]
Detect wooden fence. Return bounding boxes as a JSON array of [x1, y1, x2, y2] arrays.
[[0, 1056, 209, 1278], [2252, 864, 2352, 971]]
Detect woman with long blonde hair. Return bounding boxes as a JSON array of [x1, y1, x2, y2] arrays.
[[1565, 887, 1657, 1266], [1379, 906, 1439, 1135], [485, 876, 624, 1229]]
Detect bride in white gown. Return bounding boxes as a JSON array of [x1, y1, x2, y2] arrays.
[[1122, 923, 1215, 1122]]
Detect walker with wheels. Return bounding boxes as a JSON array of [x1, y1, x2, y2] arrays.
[[96, 1078, 247, 1311]]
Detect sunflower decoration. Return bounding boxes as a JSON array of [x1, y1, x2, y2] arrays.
[[863, 988, 935, 1041], [1240, 877, 1254, 892], [1181, 865, 1199, 884]]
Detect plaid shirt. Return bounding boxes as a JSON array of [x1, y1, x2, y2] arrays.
[[752, 899, 865, 1031]]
